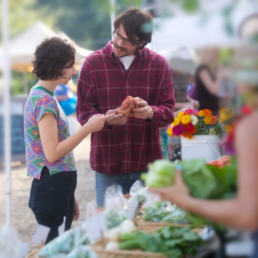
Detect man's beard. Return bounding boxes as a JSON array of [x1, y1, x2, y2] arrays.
[[113, 43, 128, 57]]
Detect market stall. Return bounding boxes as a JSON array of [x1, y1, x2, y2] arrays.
[[0, 154, 243, 258]]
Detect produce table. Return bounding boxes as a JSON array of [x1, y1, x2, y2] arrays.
[[29, 156, 234, 258]]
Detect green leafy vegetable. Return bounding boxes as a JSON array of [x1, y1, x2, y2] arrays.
[[119, 226, 203, 258], [161, 208, 190, 224], [105, 210, 127, 229], [143, 201, 174, 222], [141, 157, 238, 229], [141, 160, 176, 188]]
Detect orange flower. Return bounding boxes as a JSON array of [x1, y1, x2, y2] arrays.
[[197, 110, 205, 117], [188, 135, 194, 140], [225, 125, 232, 132], [204, 115, 212, 124], [189, 126, 196, 135], [210, 116, 217, 125], [203, 109, 212, 116], [182, 131, 189, 138]]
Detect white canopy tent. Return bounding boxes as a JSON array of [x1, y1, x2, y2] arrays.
[[146, 7, 257, 75], [151, 8, 257, 52], [0, 21, 93, 72]]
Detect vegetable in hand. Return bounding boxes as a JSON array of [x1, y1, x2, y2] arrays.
[[141, 160, 176, 188], [117, 96, 143, 117], [142, 159, 219, 199]]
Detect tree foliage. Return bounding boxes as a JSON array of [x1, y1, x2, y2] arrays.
[[0, 0, 55, 42]]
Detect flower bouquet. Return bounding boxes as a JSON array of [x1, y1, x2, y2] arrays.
[[167, 109, 224, 139]]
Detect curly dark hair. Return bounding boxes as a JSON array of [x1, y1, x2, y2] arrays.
[[32, 37, 76, 80]]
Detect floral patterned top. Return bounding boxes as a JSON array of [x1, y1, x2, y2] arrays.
[[24, 87, 76, 179]]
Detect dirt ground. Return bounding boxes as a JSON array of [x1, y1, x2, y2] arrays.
[[0, 134, 94, 253]]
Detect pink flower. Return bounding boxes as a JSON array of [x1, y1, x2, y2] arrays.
[[184, 109, 193, 115], [172, 125, 183, 136], [193, 109, 198, 115]]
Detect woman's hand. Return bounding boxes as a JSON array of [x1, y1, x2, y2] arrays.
[[190, 99, 200, 109], [73, 197, 80, 221], [85, 113, 115, 132], [149, 167, 191, 209], [105, 108, 129, 125]]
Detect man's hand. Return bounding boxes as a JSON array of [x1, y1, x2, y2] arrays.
[[73, 197, 80, 221], [106, 108, 129, 125], [133, 100, 154, 120]]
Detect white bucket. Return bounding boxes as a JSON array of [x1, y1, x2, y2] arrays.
[[181, 135, 221, 162]]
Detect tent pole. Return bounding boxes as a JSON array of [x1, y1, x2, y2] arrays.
[[24, 72, 28, 95], [2, 0, 12, 226], [110, 0, 115, 40]]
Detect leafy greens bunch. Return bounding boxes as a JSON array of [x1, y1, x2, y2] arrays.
[[141, 157, 237, 227], [119, 226, 203, 258]]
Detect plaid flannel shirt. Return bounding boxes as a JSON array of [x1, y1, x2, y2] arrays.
[[76, 41, 175, 175]]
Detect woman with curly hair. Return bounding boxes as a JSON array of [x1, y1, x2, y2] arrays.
[[25, 37, 114, 243]]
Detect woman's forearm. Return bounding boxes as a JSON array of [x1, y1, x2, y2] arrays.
[[184, 197, 257, 231], [50, 126, 90, 162], [39, 114, 92, 163], [174, 102, 192, 111]]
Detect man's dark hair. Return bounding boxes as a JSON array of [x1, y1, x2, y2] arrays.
[[32, 37, 76, 80], [114, 7, 153, 49]]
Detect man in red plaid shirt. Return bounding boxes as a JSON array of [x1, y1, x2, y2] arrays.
[[76, 7, 175, 207]]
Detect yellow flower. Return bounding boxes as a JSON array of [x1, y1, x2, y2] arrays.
[[204, 115, 212, 124], [219, 109, 233, 123], [197, 110, 205, 117], [178, 112, 184, 119], [188, 135, 194, 140], [181, 115, 191, 125], [225, 125, 232, 132], [167, 126, 173, 136], [172, 117, 180, 126], [210, 128, 216, 135]]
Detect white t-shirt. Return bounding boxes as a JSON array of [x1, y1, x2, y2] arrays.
[[119, 55, 135, 70]]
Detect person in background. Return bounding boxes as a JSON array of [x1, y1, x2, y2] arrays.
[[25, 37, 114, 243], [172, 69, 199, 111], [195, 48, 224, 114], [76, 7, 175, 208], [55, 80, 77, 117], [186, 74, 198, 102]]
